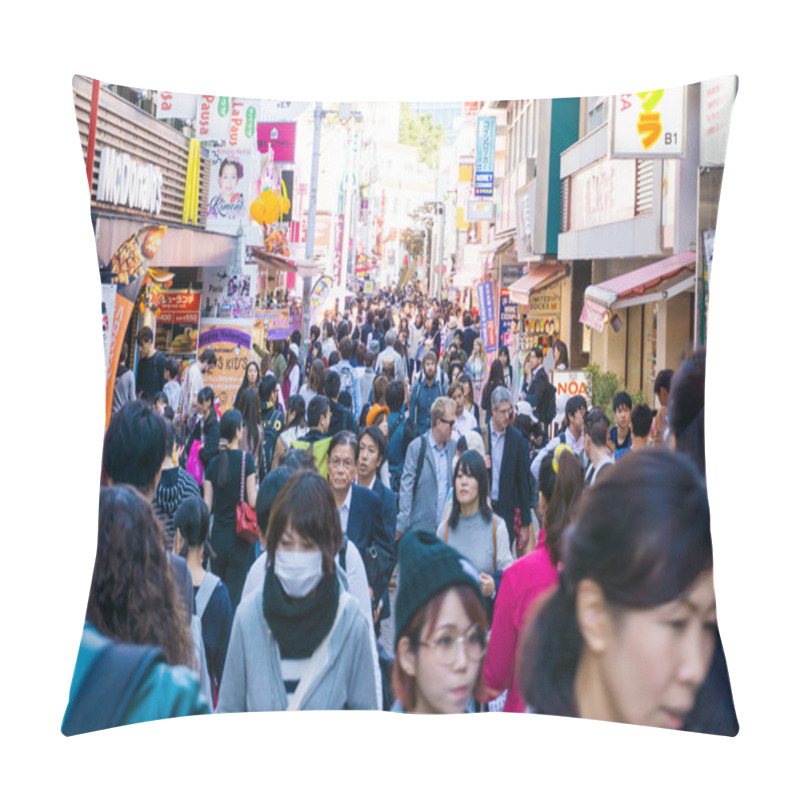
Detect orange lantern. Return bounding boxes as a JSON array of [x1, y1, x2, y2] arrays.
[[260, 189, 281, 225]]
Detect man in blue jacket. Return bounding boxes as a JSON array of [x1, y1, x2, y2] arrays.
[[408, 350, 444, 435]]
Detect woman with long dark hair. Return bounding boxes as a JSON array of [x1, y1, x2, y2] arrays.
[[282, 343, 302, 401], [482, 445, 584, 712], [233, 361, 260, 411], [300, 358, 325, 409], [480, 360, 506, 425], [497, 345, 513, 391], [238, 387, 263, 479], [516, 448, 736, 734], [203, 409, 257, 610], [216, 471, 378, 712]]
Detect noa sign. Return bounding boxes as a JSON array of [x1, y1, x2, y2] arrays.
[[553, 369, 589, 423], [96, 148, 163, 215]]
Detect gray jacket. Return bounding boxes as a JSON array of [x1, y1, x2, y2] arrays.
[[216, 582, 378, 713], [396, 433, 458, 536]]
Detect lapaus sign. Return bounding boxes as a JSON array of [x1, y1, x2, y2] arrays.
[[96, 148, 163, 215], [610, 87, 687, 158]]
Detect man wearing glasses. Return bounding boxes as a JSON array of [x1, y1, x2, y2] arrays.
[[484, 386, 533, 553], [397, 397, 458, 541]]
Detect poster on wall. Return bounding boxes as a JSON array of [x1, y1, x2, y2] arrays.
[[197, 324, 252, 413], [155, 291, 201, 365], [498, 290, 518, 349], [255, 307, 291, 341], [101, 284, 117, 374], [201, 265, 257, 321], [206, 148, 256, 235], [476, 280, 496, 355]]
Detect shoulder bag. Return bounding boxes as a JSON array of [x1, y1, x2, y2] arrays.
[[235, 452, 259, 544]]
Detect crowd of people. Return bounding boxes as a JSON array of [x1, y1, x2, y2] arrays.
[[62, 286, 736, 735]]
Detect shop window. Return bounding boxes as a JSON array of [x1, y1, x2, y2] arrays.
[[586, 96, 608, 134]]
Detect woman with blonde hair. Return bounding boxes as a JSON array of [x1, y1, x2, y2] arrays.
[[466, 338, 489, 402]]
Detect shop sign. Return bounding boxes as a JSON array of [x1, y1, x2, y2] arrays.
[[256, 307, 291, 341], [569, 157, 637, 231], [262, 100, 310, 122], [515, 181, 536, 259], [610, 88, 687, 158], [580, 297, 608, 333], [201, 264, 257, 320], [498, 290, 518, 348], [463, 102, 480, 119], [96, 148, 163, 215], [155, 91, 198, 120], [229, 98, 259, 147], [476, 280, 497, 354], [700, 76, 737, 166], [196, 95, 232, 141], [156, 291, 201, 356], [528, 287, 561, 315], [501, 263, 526, 288], [197, 324, 252, 413], [257, 122, 296, 162], [467, 200, 494, 221], [158, 290, 201, 324], [553, 370, 589, 424], [475, 117, 496, 197], [206, 148, 256, 235]]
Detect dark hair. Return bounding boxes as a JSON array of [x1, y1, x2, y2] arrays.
[[310, 324, 321, 342], [487, 359, 504, 386], [256, 466, 294, 533], [328, 351, 341, 368], [354, 342, 367, 365], [631, 403, 654, 438], [266, 471, 343, 575], [197, 386, 214, 407], [385, 380, 405, 413], [137, 326, 154, 345], [531, 346, 543, 360], [612, 391, 632, 411], [199, 347, 217, 366], [216, 409, 243, 490], [259, 374, 278, 403], [285, 394, 306, 429], [668, 349, 706, 477], [538, 448, 584, 567], [584, 407, 610, 448], [238, 361, 261, 398], [324, 369, 341, 399], [457, 373, 475, 404], [102, 400, 168, 493], [519, 449, 712, 719], [307, 395, 330, 428], [654, 368, 674, 396], [307, 359, 326, 394], [328, 429, 358, 463], [153, 391, 169, 408], [89, 485, 193, 667], [163, 405, 175, 423], [560, 395, 588, 432], [174, 495, 212, 561], [218, 157, 243, 180], [553, 340, 569, 368], [165, 358, 179, 379], [449, 450, 492, 527], [339, 337, 354, 360], [240, 388, 261, 457], [358, 425, 387, 463]]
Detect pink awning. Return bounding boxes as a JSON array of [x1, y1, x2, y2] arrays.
[[507, 263, 566, 305]]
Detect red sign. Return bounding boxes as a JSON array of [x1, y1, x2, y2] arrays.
[[257, 122, 296, 162], [158, 290, 201, 324]]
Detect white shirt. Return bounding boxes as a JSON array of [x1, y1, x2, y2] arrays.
[[454, 407, 478, 439], [338, 485, 353, 535], [531, 426, 585, 481]]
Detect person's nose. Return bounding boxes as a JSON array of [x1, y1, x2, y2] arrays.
[[678, 623, 712, 690], [452, 637, 469, 671]]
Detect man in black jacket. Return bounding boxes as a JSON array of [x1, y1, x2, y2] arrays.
[[523, 347, 550, 423], [135, 326, 167, 402], [483, 386, 532, 552], [324, 369, 359, 436]]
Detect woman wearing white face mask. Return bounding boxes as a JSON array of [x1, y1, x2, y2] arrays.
[[216, 471, 378, 712]]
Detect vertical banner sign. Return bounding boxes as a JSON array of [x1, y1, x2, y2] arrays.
[[101, 284, 117, 374], [310, 275, 334, 324], [156, 91, 199, 120], [229, 98, 259, 148], [197, 324, 252, 413], [196, 95, 232, 141], [206, 147, 255, 234], [498, 290, 518, 349], [103, 226, 168, 428], [474, 117, 496, 197], [476, 280, 497, 355], [610, 87, 687, 157], [256, 122, 297, 162]]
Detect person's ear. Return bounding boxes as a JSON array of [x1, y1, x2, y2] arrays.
[[397, 637, 417, 678], [575, 578, 612, 654], [173, 529, 183, 556]]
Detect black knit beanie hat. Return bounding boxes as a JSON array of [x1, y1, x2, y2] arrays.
[[394, 529, 482, 649]]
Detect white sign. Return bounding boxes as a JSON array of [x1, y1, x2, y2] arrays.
[[552, 369, 589, 426], [196, 95, 232, 141], [155, 91, 198, 120], [228, 98, 259, 148], [261, 100, 310, 121], [206, 148, 256, 235], [700, 76, 737, 166], [569, 157, 637, 231], [101, 284, 117, 373], [466, 200, 495, 221], [96, 148, 163, 215], [610, 87, 687, 158]]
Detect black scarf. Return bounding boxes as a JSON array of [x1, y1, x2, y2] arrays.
[[263, 565, 339, 659]]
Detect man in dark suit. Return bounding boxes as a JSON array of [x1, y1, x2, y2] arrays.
[[522, 347, 550, 425], [327, 431, 395, 613], [483, 386, 532, 552]]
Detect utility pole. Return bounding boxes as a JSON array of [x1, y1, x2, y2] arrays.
[[301, 102, 323, 362]]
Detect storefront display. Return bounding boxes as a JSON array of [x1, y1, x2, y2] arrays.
[[520, 283, 562, 356], [154, 290, 201, 371]]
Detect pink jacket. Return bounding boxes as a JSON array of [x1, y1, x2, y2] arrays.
[[481, 530, 559, 713]]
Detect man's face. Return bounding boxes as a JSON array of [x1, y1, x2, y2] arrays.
[[423, 359, 436, 381], [433, 411, 456, 446], [319, 410, 331, 434], [492, 402, 513, 432], [569, 405, 586, 433], [615, 404, 631, 431], [139, 339, 154, 358]]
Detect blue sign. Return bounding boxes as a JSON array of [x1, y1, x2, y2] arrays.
[[498, 291, 518, 348], [475, 117, 496, 198], [474, 171, 494, 197], [476, 280, 497, 355]]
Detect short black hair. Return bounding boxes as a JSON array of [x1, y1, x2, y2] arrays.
[[256, 466, 294, 533], [584, 407, 610, 447], [165, 358, 179, 379], [631, 403, 654, 438], [612, 391, 632, 411], [565, 395, 587, 419], [137, 326, 154, 345], [102, 400, 168, 493], [324, 369, 341, 399], [199, 348, 217, 366], [197, 386, 214, 406], [358, 426, 387, 462], [654, 369, 674, 396], [328, 351, 341, 367], [174, 496, 210, 548], [385, 380, 405, 413], [259, 374, 278, 402], [307, 395, 330, 428]]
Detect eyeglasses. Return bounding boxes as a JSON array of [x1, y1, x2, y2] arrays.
[[330, 458, 355, 470], [419, 625, 487, 666], [440, 418, 456, 427]]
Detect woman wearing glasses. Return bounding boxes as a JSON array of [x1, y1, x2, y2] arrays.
[[392, 529, 489, 714]]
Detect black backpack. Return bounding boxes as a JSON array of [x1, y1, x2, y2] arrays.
[[260, 408, 284, 480], [540, 382, 557, 426]]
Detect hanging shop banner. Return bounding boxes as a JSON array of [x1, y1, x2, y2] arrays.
[[476, 280, 497, 354], [255, 307, 292, 341], [155, 91, 198, 120], [553, 370, 589, 426], [700, 76, 737, 167], [229, 98, 259, 148], [290, 305, 302, 335], [155, 290, 201, 358], [196, 95, 233, 141], [498, 290, 519, 349], [257, 122, 297, 162], [262, 100, 310, 121], [474, 117, 497, 197], [197, 324, 252, 413], [102, 225, 168, 428], [310, 275, 334, 324], [101, 284, 117, 374], [206, 147, 256, 235], [201, 264, 257, 321], [610, 87, 687, 158]]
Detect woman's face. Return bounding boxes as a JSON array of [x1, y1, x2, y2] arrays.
[[452, 387, 464, 415], [328, 444, 356, 492], [357, 435, 381, 482], [276, 522, 320, 554], [247, 364, 258, 385], [401, 589, 484, 715], [499, 350, 509, 366], [586, 569, 717, 730], [454, 466, 479, 509], [219, 164, 238, 199]]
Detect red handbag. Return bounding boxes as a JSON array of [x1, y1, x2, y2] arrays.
[[235, 450, 259, 544]]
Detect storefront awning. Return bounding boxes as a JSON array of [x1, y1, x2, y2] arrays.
[[249, 248, 324, 279], [507, 263, 567, 305], [94, 214, 237, 269], [581, 251, 696, 332]]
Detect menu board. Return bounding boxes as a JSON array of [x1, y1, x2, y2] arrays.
[[155, 291, 201, 368]]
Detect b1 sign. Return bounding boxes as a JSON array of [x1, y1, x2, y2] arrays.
[[610, 87, 686, 158]]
